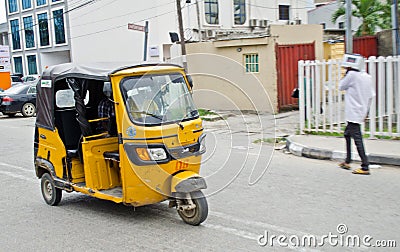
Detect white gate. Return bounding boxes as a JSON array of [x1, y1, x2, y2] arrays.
[[298, 56, 400, 138]]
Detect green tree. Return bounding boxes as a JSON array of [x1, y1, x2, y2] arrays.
[[332, 0, 389, 36], [380, 0, 400, 29]]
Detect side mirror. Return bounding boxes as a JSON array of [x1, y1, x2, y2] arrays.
[[186, 74, 193, 89]]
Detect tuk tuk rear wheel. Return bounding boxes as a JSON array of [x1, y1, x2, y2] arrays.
[[177, 191, 208, 226], [41, 173, 62, 206]]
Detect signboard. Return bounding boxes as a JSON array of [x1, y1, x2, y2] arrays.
[[0, 45, 11, 73], [149, 45, 159, 57], [128, 23, 145, 32]]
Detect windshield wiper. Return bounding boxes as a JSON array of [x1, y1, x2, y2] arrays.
[[131, 110, 185, 130], [131, 111, 163, 120]]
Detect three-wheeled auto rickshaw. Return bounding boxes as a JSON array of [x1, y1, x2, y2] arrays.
[[34, 62, 208, 225]]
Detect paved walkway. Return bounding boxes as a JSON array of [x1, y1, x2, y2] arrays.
[[202, 110, 400, 167], [287, 135, 400, 166]]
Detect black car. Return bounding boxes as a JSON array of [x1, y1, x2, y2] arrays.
[[0, 83, 37, 117]]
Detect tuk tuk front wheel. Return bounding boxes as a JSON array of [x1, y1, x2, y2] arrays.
[[177, 191, 208, 226], [41, 173, 62, 206]]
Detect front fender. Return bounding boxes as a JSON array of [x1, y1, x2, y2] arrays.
[[171, 171, 207, 193]]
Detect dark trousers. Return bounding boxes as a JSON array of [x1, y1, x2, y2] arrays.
[[344, 122, 369, 170]]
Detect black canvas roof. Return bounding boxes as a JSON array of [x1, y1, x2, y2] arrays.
[[41, 62, 182, 82]]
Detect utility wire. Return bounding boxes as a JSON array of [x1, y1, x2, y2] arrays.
[[6, 0, 98, 37], [67, 0, 200, 40], [68, 0, 175, 29]]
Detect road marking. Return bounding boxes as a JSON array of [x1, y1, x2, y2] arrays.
[[0, 162, 32, 173], [0, 170, 35, 182], [203, 223, 314, 251], [203, 223, 258, 240], [211, 211, 316, 237]]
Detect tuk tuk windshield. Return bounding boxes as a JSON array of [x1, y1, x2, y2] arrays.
[[121, 73, 198, 125]]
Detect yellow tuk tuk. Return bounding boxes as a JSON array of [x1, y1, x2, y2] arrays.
[[34, 62, 208, 225]]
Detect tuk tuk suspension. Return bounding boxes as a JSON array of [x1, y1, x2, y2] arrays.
[[175, 193, 197, 211]]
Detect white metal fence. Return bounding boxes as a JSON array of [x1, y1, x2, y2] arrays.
[[298, 56, 400, 138]]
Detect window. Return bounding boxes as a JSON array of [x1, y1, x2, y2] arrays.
[[320, 23, 326, 29], [36, 0, 47, 6], [8, 0, 18, 13], [23, 16, 35, 48], [56, 89, 89, 108], [10, 19, 21, 50], [27, 55, 38, 74], [233, 0, 246, 25], [38, 13, 50, 46], [51, 0, 61, 2], [205, 0, 219, 24], [244, 54, 259, 73], [28, 85, 37, 94], [279, 5, 290, 20], [53, 9, 66, 44], [14, 57, 23, 74], [121, 73, 197, 125], [338, 22, 344, 29], [22, 0, 32, 10]]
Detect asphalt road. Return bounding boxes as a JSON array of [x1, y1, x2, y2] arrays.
[[0, 115, 399, 251]]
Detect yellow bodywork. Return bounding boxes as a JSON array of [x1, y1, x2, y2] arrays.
[[109, 66, 203, 206], [36, 65, 204, 207], [36, 127, 66, 177]]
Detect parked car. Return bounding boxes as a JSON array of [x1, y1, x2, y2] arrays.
[[0, 83, 37, 117], [22, 74, 40, 83], [11, 74, 23, 86]]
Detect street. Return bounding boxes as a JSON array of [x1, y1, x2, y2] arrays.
[[0, 115, 399, 251]]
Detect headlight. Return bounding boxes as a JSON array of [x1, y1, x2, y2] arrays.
[[148, 148, 167, 160], [199, 134, 206, 154], [135, 147, 167, 161]]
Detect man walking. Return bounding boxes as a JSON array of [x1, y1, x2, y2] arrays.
[[338, 54, 375, 175]]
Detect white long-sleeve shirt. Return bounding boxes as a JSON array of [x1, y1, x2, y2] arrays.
[[339, 70, 375, 124]]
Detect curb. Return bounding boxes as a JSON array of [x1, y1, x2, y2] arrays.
[[286, 136, 400, 167]]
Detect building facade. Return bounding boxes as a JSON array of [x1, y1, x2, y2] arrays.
[[185, 24, 323, 113], [4, 0, 314, 71], [0, 23, 9, 46], [67, 0, 314, 63], [5, 0, 71, 75], [308, 0, 362, 40]]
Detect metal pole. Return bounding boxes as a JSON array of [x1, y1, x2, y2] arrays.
[[392, 0, 399, 55], [195, 0, 202, 41], [345, 0, 353, 53], [176, 0, 188, 71], [143, 21, 149, 61]]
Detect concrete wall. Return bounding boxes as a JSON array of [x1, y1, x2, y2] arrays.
[[68, 0, 178, 63], [186, 24, 323, 113], [377, 30, 394, 57], [186, 37, 274, 112], [41, 50, 71, 68], [250, 0, 313, 25]]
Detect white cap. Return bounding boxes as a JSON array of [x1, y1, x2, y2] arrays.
[[341, 54, 365, 71]]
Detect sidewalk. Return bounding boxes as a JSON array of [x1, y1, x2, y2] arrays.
[[202, 110, 400, 167], [286, 134, 400, 167]]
